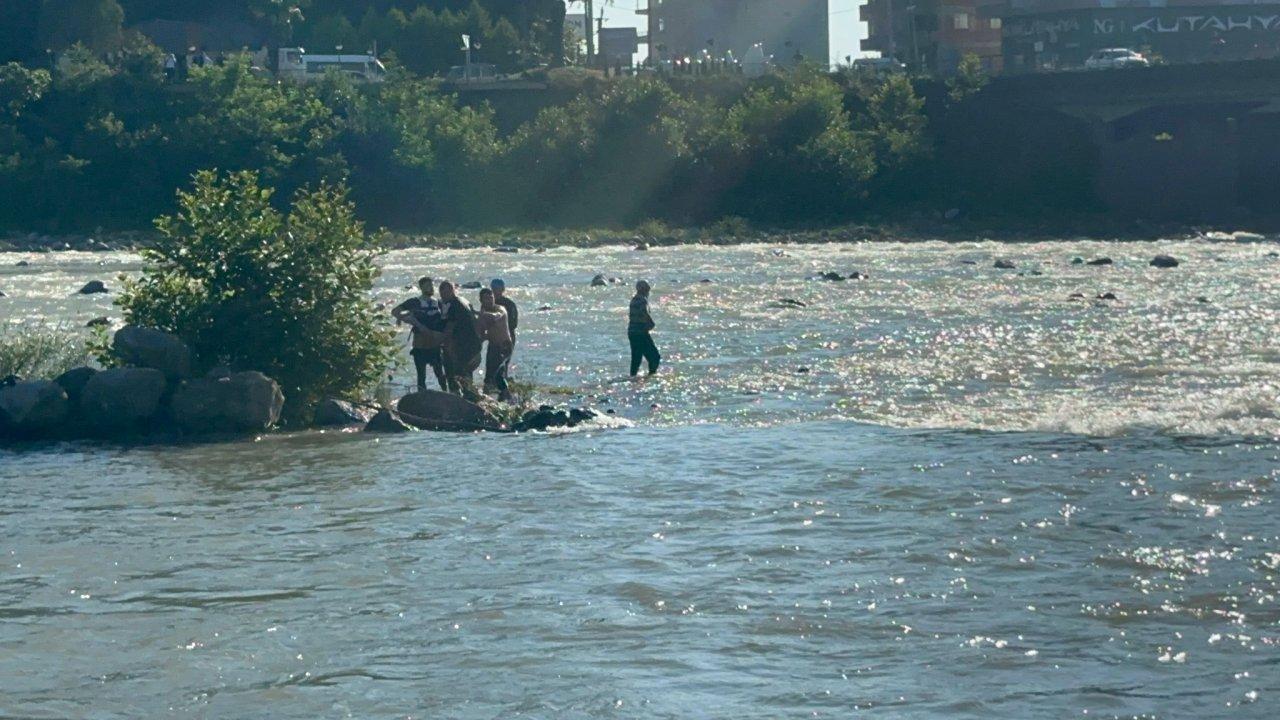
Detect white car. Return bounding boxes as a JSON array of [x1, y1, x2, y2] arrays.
[[1084, 48, 1150, 70]]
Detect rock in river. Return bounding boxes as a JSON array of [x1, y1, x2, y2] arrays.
[[397, 390, 498, 432], [170, 372, 285, 434], [591, 274, 608, 287], [314, 398, 372, 427], [1150, 255, 1180, 268], [78, 280, 108, 294], [1086, 257, 1114, 266], [79, 368, 167, 431], [113, 325, 192, 380], [364, 409, 417, 434], [0, 381, 70, 436], [994, 259, 1016, 269], [54, 367, 97, 406]]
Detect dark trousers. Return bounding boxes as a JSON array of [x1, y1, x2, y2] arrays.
[[485, 341, 513, 400], [411, 348, 446, 391], [444, 347, 481, 399], [629, 330, 661, 376]]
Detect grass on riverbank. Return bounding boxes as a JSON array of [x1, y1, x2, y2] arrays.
[[0, 323, 91, 380], [0, 212, 1255, 255]]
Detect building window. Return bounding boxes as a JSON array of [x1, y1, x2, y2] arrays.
[[954, 14, 970, 30], [990, 18, 1002, 30]]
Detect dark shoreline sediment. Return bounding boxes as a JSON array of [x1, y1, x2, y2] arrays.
[[4, 215, 1272, 255]]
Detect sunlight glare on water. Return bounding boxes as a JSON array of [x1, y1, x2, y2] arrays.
[[1, 239, 1278, 718]]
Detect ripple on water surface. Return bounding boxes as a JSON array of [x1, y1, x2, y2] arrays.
[[1, 240, 1279, 718]]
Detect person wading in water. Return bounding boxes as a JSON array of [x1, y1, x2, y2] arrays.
[[438, 280, 483, 399], [628, 280, 661, 377], [477, 288, 514, 402], [391, 276, 447, 392]]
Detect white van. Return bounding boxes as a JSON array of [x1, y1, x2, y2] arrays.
[[277, 48, 387, 83]]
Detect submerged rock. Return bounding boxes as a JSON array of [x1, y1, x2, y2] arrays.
[[817, 271, 845, 282], [113, 325, 192, 380], [85, 316, 109, 328], [460, 281, 482, 289], [493, 247, 520, 254], [994, 259, 1016, 269], [397, 390, 498, 432], [170, 372, 285, 434], [80, 368, 167, 431], [78, 280, 108, 294], [591, 274, 608, 287], [0, 381, 70, 436], [1150, 255, 1180, 268], [774, 298, 808, 309], [364, 408, 417, 434], [1086, 257, 1114, 266], [314, 399, 372, 427], [1071, 257, 1085, 265], [1097, 292, 1119, 301]]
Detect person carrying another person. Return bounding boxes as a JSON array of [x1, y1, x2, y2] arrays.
[[628, 280, 661, 377], [491, 279, 519, 349], [438, 280, 483, 399], [391, 276, 447, 392], [477, 288, 514, 402]]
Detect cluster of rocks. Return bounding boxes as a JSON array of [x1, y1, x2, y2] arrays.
[[0, 326, 284, 442], [514, 405, 601, 432], [812, 271, 867, 282], [591, 274, 625, 287]]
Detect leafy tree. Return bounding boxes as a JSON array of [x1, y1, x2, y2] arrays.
[[948, 53, 989, 103], [712, 72, 876, 221], [118, 170, 394, 422], [0, 64, 52, 118], [862, 74, 930, 179], [38, 0, 125, 54]]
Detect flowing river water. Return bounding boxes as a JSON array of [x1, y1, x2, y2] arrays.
[[2, 240, 1279, 718]]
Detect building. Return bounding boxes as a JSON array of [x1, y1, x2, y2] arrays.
[[992, 0, 1280, 73], [862, 0, 1005, 75], [642, 0, 830, 68]]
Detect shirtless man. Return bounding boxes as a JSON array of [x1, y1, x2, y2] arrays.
[[477, 288, 514, 401]]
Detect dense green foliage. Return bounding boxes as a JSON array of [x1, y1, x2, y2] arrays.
[[3, 1, 563, 74], [117, 170, 395, 422], [0, 323, 91, 380], [0, 44, 950, 232]]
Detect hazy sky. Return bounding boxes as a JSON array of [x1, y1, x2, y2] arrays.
[[565, 0, 869, 67]]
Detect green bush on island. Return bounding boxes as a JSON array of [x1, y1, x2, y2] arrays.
[[0, 322, 92, 380], [116, 169, 395, 423]]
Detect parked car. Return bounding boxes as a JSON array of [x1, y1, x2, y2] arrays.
[[852, 57, 907, 75], [1084, 48, 1149, 70]]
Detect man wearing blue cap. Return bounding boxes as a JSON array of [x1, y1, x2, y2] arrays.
[[491, 279, 519, 349]]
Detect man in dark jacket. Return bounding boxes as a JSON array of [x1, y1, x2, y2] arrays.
[[628, 280, 661, 377], [438, 281, 483, 399]]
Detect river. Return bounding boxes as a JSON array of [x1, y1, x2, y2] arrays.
[[1, 240, 1278, 718]]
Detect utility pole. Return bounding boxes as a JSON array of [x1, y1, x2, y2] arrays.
[[584, 0, 595, 65]]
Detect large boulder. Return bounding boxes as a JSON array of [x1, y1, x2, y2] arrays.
[[78, 280, 108, 294], [113, 325, 192, 380], [54, 367, 97, 406], [80, 368, 167, 431], [396, 390, 499, 432], [169, 371, 284, 434], [0, 381, 70, 436], [314, 399, 372, 427]]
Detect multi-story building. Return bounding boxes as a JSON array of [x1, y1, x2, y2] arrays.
[[862, 0, 1005, 75], [642, 0, 830, 67], [993, 0, 1280, 73]]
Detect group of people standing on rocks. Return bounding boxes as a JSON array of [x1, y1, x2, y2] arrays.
[[393, 277, 661, 402], [393, 278, 518, 402]]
